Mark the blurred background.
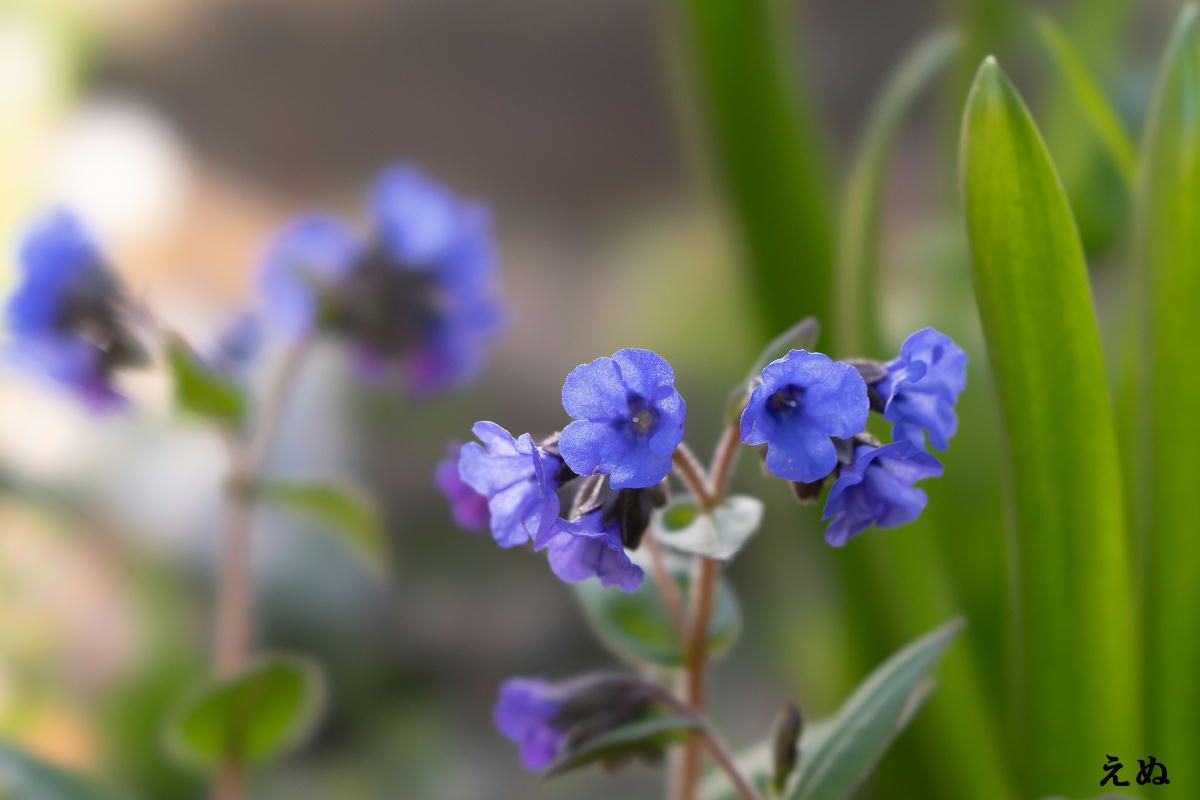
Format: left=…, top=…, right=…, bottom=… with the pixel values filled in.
left=0, top=0, right=1183, bottom=797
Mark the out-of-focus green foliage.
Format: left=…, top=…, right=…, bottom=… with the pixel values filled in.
left=546, top=716, right=699, bottom=777
left=166, top=336, right=247, bottom=431
left=166, top=656, right=325, bottom=771
left=677, top=0, right=833, bottom=344
left=1135, top=3, right=1200, bottom=771
left=260, top=482, right=390, bottom=575
left=961, top=57, right=1137, bottom=796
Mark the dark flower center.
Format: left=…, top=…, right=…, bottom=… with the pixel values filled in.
left=767, top=384, right=806, bottom=418
left=55, top=265, right=146, bottom=374
left=619, top=392, right=658, bottom=437
left=330, top=244, right=443, bottom=355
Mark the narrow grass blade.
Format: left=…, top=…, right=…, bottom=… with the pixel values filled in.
left=960, top=57, right=1137, bottom=796
left=677, top=0, right=833, bottom=342
left=834, top=27, right=962, bottom=355
left=1135, top=3, right=1200, bottom=768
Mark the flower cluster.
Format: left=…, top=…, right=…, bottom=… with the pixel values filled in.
left=5, top=164, right=500, bottom=408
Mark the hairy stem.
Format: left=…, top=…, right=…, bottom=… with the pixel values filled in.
left=644, top=531, right=688, bottom=645
left=212, top=338, right=312, bottom=800
left=708, top=423, right=741, bottom=501
left=672, top=443, right=714, bottom=507
left=675, top=556, right=720, bottom=800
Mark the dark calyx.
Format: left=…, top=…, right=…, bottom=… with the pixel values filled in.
left=56, top=264, right=147, bottom=374
left=567, top=473, right=667, bottom=550
left=333, top=244, right=443, bottom=354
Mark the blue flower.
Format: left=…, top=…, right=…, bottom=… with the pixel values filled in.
left=494, top=678, right=566, bottom=770
left=435, top=442, right=490, bottom=532
left=822, top=440, right=943, bottom=546
left=558, top=348, right=686, bottom=490
left=537, top=510, right=644, bottom=592
left=6, top=211, right=144, bottom=409
left=257, top=164, right=501, bottom=393
left=740, top=350, right=868, bottom=483
left=875, top=327, right=967, bottom=451
left=206, top=312, right=262, bottom=379
left=458, top=422, right=564, bottom=548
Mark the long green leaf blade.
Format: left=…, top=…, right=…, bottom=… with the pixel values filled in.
left=678, top=0, right=833, bottom=342
left=960, top=57, right=1137, bottom=796
left=834, top=27, right=962, bottom=354
left=1136, top=3, right=1200, bottom=768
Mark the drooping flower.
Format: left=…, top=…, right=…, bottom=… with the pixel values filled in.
left=6, top=210, right=146, bottom=409
left=558, top=348, right=686, bottom=490
left=458, top=422, right=564, bottom=547
left=257, top=164, right=500, bottom=393
left=822, top=440, right=943, bottom=546
left=494, top=678, right=566, bottom=770
left=537, top=510, right=644, bottom=592
left=435, top=442, right=489, bottom=531
left=740, top=350, right=868, bottom=483
left=874, top=327, right=967, bottom=451
left=206, top=312, right=262, bottom=379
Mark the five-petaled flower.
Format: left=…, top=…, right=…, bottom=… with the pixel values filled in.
left=559, top=348, right=686, bottom=490
left=740, top=350, right=868, bottom=483
left=493, top=678, right=567, bottom=770
left=822, top=440, right=943, bottom=546
left=436, top=442, right=490, bottom=532
left=258, top=164, right=501, bottom=394
left=6, top=211, right=146, bottom=410
left=875, top=327, right=967, bottom=451
left=538, top=510, right=644, bottom=592
left=458, top=422, right=564, bottom=547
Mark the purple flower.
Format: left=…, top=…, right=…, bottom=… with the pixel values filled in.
left=257, top=165, right=500, bottom=394
left=875, top=328, right=967, bottom=451
left=558, top=348, right=686, bottom=490
left=6, top=211, right=145, bottom=410
left=822, top=440, right=943, bottom=546
left=458, top=422, right=563, bottom=548
left=494, top=678, right=566, bottom=770
left=740, top=350, right=868, bottom=483
left=435, top=443, right=489, bottom=531
left=537, top=510, right=644, bottom=592
left=206, top=312, right=262, bottom=379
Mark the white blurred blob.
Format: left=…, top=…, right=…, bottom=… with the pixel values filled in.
left=0, top=14, right=62, bottom=117
left=48, top=96, right=190, bottom=242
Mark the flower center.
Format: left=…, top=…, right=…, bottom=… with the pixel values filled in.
left=621, top=393, right=658, bottom=437
left=332, top=245, right=443, bottom=354
left=767, top=384, right=806, bottom=417
left=56, top=265, right=146, bottom=373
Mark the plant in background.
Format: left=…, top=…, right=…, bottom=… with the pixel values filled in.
left=441, top=319, right=967, bottom=799
left=2, top=164, right=500, bottom=800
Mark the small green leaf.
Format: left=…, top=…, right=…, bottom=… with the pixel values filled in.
left=166, top=335, right=247, bottom=429
left=166, top=655, right=326, bottom=771
left=574, top=554, right=740, bottom=668
left=260, top=482, right=390, bottom=574
left=546, top=715, right=699, bottom=777
left=654, top=496, right=763, bottom=561
left=701, top=619, right=962, bottom=800
left=0, top=739, right=111, bottom=800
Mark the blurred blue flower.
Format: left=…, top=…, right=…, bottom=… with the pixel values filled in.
left=537, top=510, right=644, bottom=592
left=822, top=440, right=943, bottom=546
left=494, top=678, right=565, bottom=770
left=876, top=327, right=967, bottom=451
left=435, top=442, right=489, bottom=532
left=558, top=348, right=685, bottom=490
left=257, top=164, right=500, bottom=393
left=206, top=312, right=262, bottom=379
left=6, top=211, right=144, bottom=410
left=740, top=350, right=868, bottom=483
left=458, top=422, right=564, bottom=548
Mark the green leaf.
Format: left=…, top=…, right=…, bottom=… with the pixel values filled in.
left=960, top=57, right=1137, bottom=795
left=653, top=495, right=763, bottom=561
left=166, top=335, right=247, bottom=429
left=166, top=655, right=326, bottom=771
left=1033, top=14, right=1136, bottom=187
left=702, top=618, right=962, bottom=800
left=1136, top=3, right=1200, bottom=769
left=0, top=740, right=111, bottom=800
left=546, top=715, right=699, bottom=777
left=678, top=0, right=833, bottom=343
left=574, top=554, right=740, bottom=668
left=260, top=482, right=390, bottom=574
left=834, top=27, right=962, bottom=354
